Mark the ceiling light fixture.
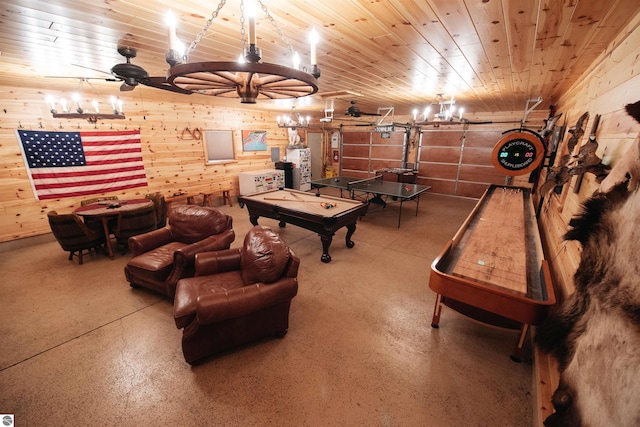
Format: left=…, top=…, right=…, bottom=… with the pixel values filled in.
left=413, top=94, right=464, bottom=125
left=165, top=0, right=320, bottom=104
left=277, top=107, right=311, bottom=128
left=46, top=82, right=125, bottom=123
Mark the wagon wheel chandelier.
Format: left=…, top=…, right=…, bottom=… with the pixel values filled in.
left=165, top=0, right=320, bottom=104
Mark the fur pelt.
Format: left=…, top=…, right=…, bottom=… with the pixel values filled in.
left=536, top=182, right=640, bottom=426
left=600, top=101, right=640, bottom=193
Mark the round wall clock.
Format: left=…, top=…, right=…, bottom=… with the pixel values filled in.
left=491, top=131, right=544, bottom=176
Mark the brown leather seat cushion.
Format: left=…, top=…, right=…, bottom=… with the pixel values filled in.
left=174, top=271, right=246, bottom=329
left=126, top=241, right=187, bottom=281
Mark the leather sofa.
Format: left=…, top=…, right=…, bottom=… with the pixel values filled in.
left=173, top=225, right=299, bottom=364
left=124, top=205, right=235, bottom=298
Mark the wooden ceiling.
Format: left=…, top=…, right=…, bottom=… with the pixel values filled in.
left=1, top=0, right=638, bottom=119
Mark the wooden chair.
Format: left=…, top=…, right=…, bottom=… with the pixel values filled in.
left=113, top=205, right=157, bottom=254
left=145, top=192, right=167, bottom=228
left=47, top=211, right=107, bottom=265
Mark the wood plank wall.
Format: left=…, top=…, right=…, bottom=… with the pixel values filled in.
left=531, top=13, right=640, bottom=426
left=0, top=80, right=326, bottom=242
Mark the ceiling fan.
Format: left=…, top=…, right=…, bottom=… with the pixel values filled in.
left=345, top=100, right=381, bottom=117
left=109, top=46, right=192, bottom=94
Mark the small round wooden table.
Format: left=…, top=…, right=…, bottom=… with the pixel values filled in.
left=74, top=199, right=153, bottom=259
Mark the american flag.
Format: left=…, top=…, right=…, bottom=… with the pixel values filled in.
left=17, top=129, right=147, bottom=200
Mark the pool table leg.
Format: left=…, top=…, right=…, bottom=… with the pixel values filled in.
left=249, top=215, right=259, bottom=226
left=345, top=223, right=356, bottom=248
left=320, top=234, right=333, bottom=263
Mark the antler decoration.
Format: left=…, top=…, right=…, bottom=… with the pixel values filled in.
left=539, top=111, right=613, bottom=196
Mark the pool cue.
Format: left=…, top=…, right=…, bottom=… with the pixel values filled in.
left=288, top=191, right=305, bottom=202
left=263, top=197, right=311, bottom=202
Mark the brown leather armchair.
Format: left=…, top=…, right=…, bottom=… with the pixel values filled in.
left=124, top=205, right=235, bottom=298
left=173, top=225, right=299, bottom=364
left=48, top=210, right=106, bottom=265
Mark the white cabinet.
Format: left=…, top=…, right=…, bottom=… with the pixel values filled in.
left=286, top=147, right=311, bottom=191
left=238, top=169, right=285, bottom=195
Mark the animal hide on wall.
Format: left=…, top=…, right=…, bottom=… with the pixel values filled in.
left=536, top=182, right=640, bottom=426
left=536, top=101, right=640, bottom=427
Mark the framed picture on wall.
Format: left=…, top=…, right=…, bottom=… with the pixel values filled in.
left=242, top=130, right=267, bottom=151
left=203, top=130, right=236, bottom=164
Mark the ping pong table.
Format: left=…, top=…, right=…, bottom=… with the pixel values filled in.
left=311, top=175, right=431, bottom=227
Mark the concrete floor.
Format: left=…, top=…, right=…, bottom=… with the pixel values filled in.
left=0, top=193, right=534, bottom=426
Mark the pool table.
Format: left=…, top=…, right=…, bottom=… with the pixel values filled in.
left=238, top=189, right=368, bottom=263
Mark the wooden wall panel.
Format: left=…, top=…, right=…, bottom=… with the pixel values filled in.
left=341, top=131, right=407, bottom=177
left=343, top=132, right=370, bottom=144
left=460, top=146, right=493, bottom=165
left=371, top=131, right=404, bottom=145
left=371, top=145, right=404, bottom=159
left=342, top=145, right=370, bottom=158
left=420, top=147, right=461, bottom=163
left=341, top=158, right=371, bottom=172
left=417, top=126, right=532, bottom=197
left=422, top=130, right=464, bottom=146
left=463, top=131, right=504, bottom=147
left=419, top=163, right=459, bottom=180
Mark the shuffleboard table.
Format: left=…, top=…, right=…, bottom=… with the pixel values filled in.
left=429, top=185, right=556, bottom=361
left=238, top=189, right=368, bottom=263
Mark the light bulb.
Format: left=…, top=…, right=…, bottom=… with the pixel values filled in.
left=309, top=28, right=319, bottom=65
left=46, top=95, right=56, bottom=112
left=166, top=10, right=178, bottom=51
left=293, top=52, right=301, bottom=69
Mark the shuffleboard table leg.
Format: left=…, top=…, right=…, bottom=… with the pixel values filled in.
left=319, top=234, right=333, bottom=263
left=431, top=294, right=442, bottom=328
left=510, top=323, right=529, bottom=363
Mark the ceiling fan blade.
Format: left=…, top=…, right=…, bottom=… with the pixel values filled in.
left=71, top=63, right=113, bottom=76
left=141, top=77, right=193, bottom=95
left=44, top=75, right=119, bottom=82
